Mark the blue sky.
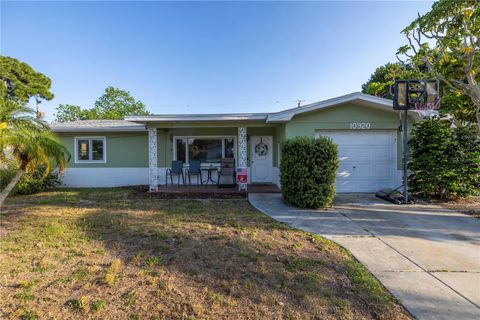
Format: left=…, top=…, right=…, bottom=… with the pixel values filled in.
left=1, top=1, right=433, bottom=121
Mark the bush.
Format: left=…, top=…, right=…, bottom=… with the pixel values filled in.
left=408, top=119, right=480, bottom=200
left=280, top=136, right=339, bottom=208
left=0, top=163, right=17, bottom=190
left=14, top=168, right=61, bottom=195
left=0, top=161, right=61, bottom=195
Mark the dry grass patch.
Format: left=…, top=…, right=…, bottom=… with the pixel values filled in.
left=434, top=196, right=480, bottom=218
left=0, top=188, right=410, bottom=319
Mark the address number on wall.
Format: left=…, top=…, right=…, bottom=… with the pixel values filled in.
left=350, top=122, right=371, bottom=129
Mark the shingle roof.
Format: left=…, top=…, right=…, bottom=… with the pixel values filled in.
left=124, top=113, right=269, bottom=122
left=50, top=120, right=146, bottom=132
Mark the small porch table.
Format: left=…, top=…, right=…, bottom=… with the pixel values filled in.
left=201, top=165, right=218, bottom=185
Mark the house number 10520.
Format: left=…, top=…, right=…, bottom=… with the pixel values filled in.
left=350, top=122, right=371, bottom=129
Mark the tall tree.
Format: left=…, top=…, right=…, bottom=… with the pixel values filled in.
left=0, top=127, right=69, bottom=206
left=93, top=86, right=150, bottom=119
left=54, top=104, right=94, bottom=122
left=362, top=62, right=423, bottom=99
left=0, top=57, right=70, bottom=207
left=397, top=0, right=480, bottom=134
left=362, top=62, right=476, bottom=124
left=0, top=56, right=54, bottom=105
left=54, top=87, right=150, bottom=122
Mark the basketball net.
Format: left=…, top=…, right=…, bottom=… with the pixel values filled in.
left=413, top=98, right=440, bottom=119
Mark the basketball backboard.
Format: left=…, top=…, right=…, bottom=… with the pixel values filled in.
left=393, top=79, right=440, bottom=111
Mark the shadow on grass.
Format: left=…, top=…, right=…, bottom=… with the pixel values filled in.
left=1, top=188, right=406, bottom=319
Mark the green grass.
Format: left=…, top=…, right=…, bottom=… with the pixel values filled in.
left=91, top=299, right=107, bottom=312
left=346, top=260, right=394, bottom=304
left=0, top=188, right=409, bottom=320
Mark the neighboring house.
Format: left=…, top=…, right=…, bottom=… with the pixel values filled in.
left=51, top=92, right=419, bottom=193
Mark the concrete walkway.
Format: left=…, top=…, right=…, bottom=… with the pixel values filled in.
left=248, top=193, right=480, bottom=320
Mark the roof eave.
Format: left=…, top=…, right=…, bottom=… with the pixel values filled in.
left=52, top=127, right=147, bottom=133
left=266, top=92, right=394, bottom=123
left=125, top=115, right=269, bottom=122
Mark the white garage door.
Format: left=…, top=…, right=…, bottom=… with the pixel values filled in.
left=316, top=130, right=399, bottom=193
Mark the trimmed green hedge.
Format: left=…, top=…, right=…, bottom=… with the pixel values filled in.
left=409, top=119, right=480, bottom=200
left=280, top=136, right=339, bottom=208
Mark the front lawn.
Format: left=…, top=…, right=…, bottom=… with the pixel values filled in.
left=0, top=188, right=409, bottom=319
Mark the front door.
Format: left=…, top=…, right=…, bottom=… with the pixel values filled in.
left=250, top=136, right=273, bottom=183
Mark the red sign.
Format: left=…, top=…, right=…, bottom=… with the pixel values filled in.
left=236, top=168, right=247, bottom=183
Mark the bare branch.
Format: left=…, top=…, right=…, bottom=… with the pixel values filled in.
left=412, top=29, right=422, bottom=48
left=406, top=34, right=418, bottom=55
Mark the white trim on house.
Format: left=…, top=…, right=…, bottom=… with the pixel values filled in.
left=266, top=92, right=395, bottom=123
left=172, top=135, right=237, bottom=165
left=59, top=166, right=281, bottom=188
left=125, top=114, right=268, bottom=122
left=272, top=166, right=280, bottom=187
left=74, top=136, right=107, bottom=164
left=60, top=167, right=149, bottom=187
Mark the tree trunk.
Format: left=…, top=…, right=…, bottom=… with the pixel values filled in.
left=464, top=72, right=480, bottom=137
left=469, top=92, right=480, bottom=137
left=0, top=170, right=23, bottom=209
left=476, top=104, right=480, bottom=137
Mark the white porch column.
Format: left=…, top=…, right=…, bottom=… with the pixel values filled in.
left=148, top=128, right=158, bottom=191
left=238, top=127, right=247, bottom=191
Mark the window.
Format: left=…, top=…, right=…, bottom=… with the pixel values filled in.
left=174, top=137, right=236, bottom=164
left=75, top=137, right=106, bottom=163
left=224, top=138, right=235, bottom=158
left=175, top=138, right=187, bottom=163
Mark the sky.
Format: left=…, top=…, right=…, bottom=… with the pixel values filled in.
left=1, top=0, right=434, bottom=122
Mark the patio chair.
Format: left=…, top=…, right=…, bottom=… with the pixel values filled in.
left=186, top=160, right=203, bottom=185
left=166, top=161, right=185, bottom=186
left=217, top=158, right=236, bottom=188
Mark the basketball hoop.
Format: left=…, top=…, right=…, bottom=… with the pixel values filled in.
left=414, top=97, right=440, bottom=119
left=393, top=79, right=440, bottom=112
left=386, top=79, right=440, bottom=204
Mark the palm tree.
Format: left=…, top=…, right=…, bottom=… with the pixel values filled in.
left=0, top=102, right=70, bottom=207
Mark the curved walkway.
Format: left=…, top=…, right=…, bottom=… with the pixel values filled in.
left=248, top=193, right=480, bottom=320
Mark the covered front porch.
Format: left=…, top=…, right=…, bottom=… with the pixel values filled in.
left=137, top=119, right=283, bottom=192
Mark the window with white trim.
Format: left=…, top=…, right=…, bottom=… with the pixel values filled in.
left=174, top=136, right=236, bottom=164
left=75, top=137, right=106, bottom=163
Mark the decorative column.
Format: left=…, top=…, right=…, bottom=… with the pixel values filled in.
left=148, top=128, right=158, bottom=191
left=237, top=127, right=247, bottom=191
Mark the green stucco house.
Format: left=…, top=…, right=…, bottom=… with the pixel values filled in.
left=51, top=92, right=418, bottom=193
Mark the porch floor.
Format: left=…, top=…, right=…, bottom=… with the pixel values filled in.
left=153, top=183, right=280, bottom=195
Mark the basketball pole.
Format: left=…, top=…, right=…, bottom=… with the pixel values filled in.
left=403, top=108, right=409, bottom=204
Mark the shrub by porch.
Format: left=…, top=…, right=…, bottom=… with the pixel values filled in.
left=280, top=137, right=339, bottom=208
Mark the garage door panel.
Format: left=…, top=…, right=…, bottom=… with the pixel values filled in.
left=375, top=164, right=393, bottom=177
left=316, top=130, right=398, bottom=193
left=339, top=147, right=371, bottom=159
left=351, top=164, right=371, bottom=178
left=337, top=168, right=352, bottom=178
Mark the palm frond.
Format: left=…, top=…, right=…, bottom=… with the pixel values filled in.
left=0, top=127, right=70, bottom=176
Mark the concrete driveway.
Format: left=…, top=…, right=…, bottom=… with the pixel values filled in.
left=248, top=193, right=480, bottom=320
